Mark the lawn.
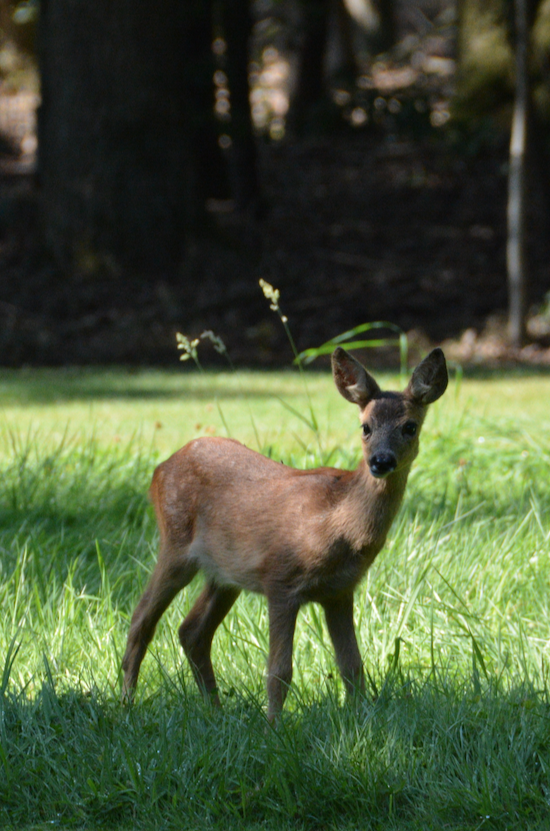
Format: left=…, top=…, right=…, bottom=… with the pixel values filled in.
left=1, top=363, right=550, bottom=830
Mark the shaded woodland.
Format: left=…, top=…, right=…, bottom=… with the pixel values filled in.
left=0, top=0, right=549, bottom=367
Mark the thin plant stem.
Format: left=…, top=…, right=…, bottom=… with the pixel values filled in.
left=259, top=279, right=323, bottom=457
left=176, top=330, right=261, bottom=448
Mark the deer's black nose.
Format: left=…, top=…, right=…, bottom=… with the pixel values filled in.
left=370, top=452, right=397, bottom=478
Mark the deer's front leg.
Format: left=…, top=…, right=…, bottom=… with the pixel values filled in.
left=266, top=595, right=299, bottom=721
left=323, top=593, right=365, bottom=699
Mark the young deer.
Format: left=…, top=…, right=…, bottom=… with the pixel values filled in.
left=122, top=347, right=447, bottom=719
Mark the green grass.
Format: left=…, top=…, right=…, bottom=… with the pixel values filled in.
left=2, top=365, right=550, bottom=830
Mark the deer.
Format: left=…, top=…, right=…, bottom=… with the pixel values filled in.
left=121, top=346, right=448, bottom=720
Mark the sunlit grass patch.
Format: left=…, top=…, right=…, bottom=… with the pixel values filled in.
left=1, top=366, right=550, bottom=829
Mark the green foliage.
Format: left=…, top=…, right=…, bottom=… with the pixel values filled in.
left=453, top=0, right=550, bottom=129
left=297, top=321, right=408, bottom=382
left=1, top=367, right=550, bottom=829
left=454, top=0, right=514, bottom=119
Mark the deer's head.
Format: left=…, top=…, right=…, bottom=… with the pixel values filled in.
left=332, top=347, right=448, bottom=479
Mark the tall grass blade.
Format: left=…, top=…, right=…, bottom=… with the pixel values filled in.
left=296, top=321, right=409, bottom=380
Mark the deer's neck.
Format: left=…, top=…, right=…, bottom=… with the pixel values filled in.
left=333, top=459, right=411, bottom=554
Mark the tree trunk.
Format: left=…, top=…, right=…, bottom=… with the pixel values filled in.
left=288, top=0, right=332, bottom=135
left=507, top=0, right=528, bottom=347
left=220, top=0, right=260, bottom=212
left=186, top=0, right=231, bottom=212
left=373, top=0, right=397, bottom=54
left=330, top=0, right=358, bottom=87
left=37, top=0, right=191, bottom=274
left=506, top=0, right=539, bottom=347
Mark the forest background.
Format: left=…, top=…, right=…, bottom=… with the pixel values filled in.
left=0, top=0, right=549, bottom=369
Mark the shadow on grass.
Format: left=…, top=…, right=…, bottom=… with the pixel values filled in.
left=2, top=363, right=550, bottom=405
left=0, top=367, right=299, bottom=405
left=1, top=674, right=549, bottom=831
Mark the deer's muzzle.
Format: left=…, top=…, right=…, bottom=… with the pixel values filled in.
left=369, top=452, right=397, bottom=478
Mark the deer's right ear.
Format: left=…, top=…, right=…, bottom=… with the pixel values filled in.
left=332, top=347, right=380, bottom=407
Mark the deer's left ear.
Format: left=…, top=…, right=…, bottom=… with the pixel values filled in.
left=407, top=348, right=448, bottom=405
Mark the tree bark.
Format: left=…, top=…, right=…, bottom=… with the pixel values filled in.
left=220, top=0, right=260, bottom=212
left=186, top=0, right=231, bottom=213
left=373, top=0, right=396, bottom=54
left=37, top=0, right=191, bottom=274
left=287, top=0, right=332, bottom=135
left=507, top=0, right=529, bottom=347
left=506, top=0, right=542, bottom=346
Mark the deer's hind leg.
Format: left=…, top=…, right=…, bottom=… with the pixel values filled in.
left=122, top=543, right=198, bottom=701
left=178, top=581, right=240, bottom=705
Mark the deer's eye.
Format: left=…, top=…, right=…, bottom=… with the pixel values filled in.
left=402, top=420, right=417, bottom=437
left=362, top=423, right=372, bottom=439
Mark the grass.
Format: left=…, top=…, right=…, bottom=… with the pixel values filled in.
left=1, top=364, right=550, bottom=829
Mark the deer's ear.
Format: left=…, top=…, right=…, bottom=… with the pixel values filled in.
left=407, top=348, right=448, bottom=405
left=332, top=347, right=380, bottom=407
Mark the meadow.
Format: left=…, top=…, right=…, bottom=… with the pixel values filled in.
left=1, top=362, right=550, bottom=830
